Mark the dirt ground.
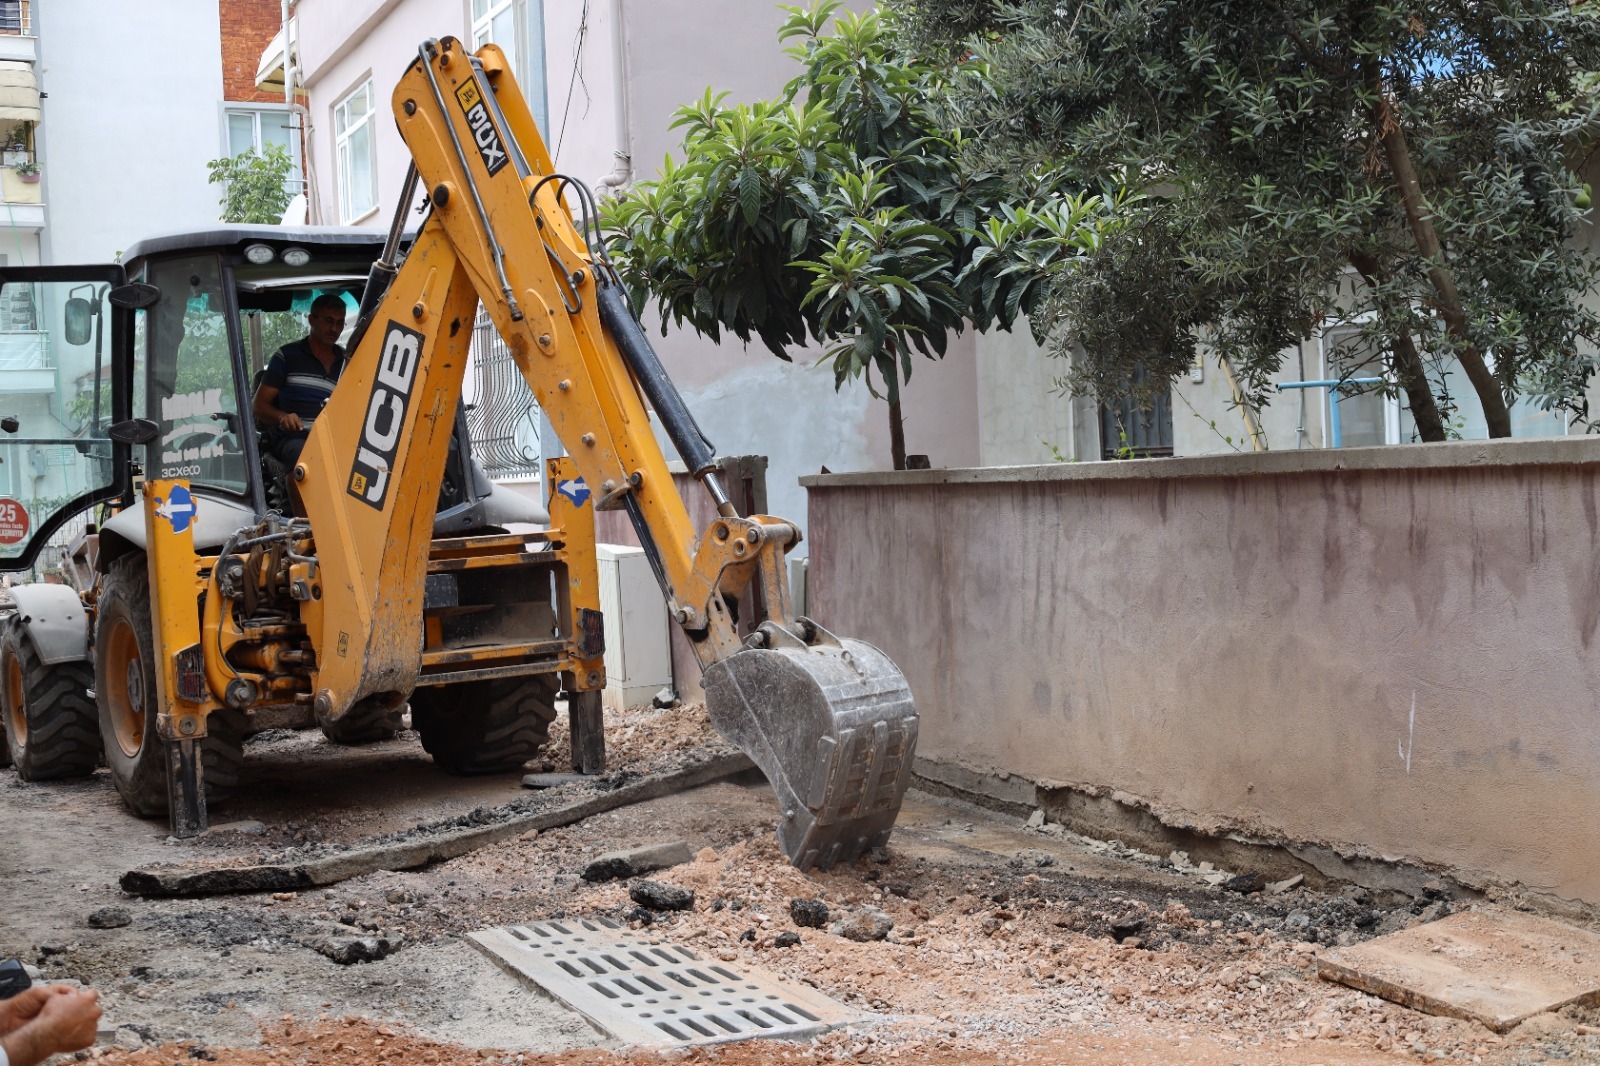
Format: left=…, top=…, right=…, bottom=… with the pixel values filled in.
left=4, top=703, right=1599, bottom=1065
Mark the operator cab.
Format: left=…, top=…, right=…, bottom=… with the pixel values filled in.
left=0, top=225, right=546, bottom=576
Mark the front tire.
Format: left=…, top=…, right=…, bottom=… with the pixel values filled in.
left=410, top=674, right=557, bottom=775
left=96, top=555, right=244, bottom=816
left=0, top=617, right=98, bottom=780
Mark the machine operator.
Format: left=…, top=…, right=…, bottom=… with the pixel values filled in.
left=250, top=293, right=348, bottom=468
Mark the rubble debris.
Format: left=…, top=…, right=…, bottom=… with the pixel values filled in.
left=1221, top=872, right=1268, bottom=894
left=580, top=840, right=694, bottom=883
left=86, top=907, right=132, bottom=929
left=829, top=906, right=893, bottom=943
left=628, top=879, right=694, bottom=911
left=304, top=926, right=398, bottom=965
left=790, top=898, right=830, bottom=929
left=773, top=931, right=801, bottom=949
left=1268, top=873, right=1306, bottom=895
left=651, top=687, right=678, bottom=709
left=1026, top=808, right=1045, bottom=828
left=1109, top=918, right=1145, bottom=942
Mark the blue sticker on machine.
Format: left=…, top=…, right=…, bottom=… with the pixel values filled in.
left=155, top=485, right=198, bottom=534
left=557, top=478, right=591, bottom=507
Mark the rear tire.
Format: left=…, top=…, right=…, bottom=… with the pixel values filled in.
left=317, top=694, right=404, bottom=745
left=96, top=555, right=245, bottom=816
left=0, top=617, right=98, bottom=780
left=410, top=674, right=558, bottom=775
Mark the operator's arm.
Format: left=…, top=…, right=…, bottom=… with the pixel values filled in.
left=0, top=986, right=100, bottom=1066
left=251, top=354, right=303, bottom=433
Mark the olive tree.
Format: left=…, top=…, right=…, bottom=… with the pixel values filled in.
left=895, top=0, right=1600, bottom=439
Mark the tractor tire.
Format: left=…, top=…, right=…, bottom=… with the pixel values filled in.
left=96, top=555, right=245, bottom=816
left=317, top=694, right=404, bottom=745
left=0, top=617, right=98, bottom=781
left=410, top=674, right=558, bottom=775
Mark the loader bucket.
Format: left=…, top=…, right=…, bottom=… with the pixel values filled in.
left=703, top=620, right=918, bottom=870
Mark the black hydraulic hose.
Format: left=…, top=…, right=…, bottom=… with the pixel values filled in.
left=346, top=164, right=422, bottom=356
left=594, top=279, right=717, bottom=479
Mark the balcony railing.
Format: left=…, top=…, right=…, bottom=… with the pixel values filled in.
left=0, top=330, right=50, bottom=370
left=0, top=2, right=32, bottom=36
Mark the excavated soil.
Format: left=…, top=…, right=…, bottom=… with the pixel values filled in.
left=6, top=703, right=1600, bottom=1065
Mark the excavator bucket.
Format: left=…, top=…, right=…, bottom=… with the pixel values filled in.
left=703, top=620, right=918, bottom=870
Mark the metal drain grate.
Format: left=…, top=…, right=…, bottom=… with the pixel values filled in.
left=468, top=916, right=862, bottom=1047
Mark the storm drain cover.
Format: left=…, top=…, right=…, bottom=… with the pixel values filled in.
left=468, top=917, right=863, bottom=1047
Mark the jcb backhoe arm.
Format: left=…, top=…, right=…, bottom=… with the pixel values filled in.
left=294, top=38, right=917, bottom=869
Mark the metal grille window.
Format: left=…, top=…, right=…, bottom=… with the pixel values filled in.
left=466, top=306, right=541, bottom=480
left=0, top=2, right=29, bottom=35
left=1099, top=365, right=1173, bottom=459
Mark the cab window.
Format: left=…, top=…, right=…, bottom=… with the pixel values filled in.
left=143, top=255, right=249, bottom=496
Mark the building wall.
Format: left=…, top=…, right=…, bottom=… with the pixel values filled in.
left=295, top=0, right=452, bottom=229
left=805, top=439, right=1600, bottom=908
left=37, top=0, right=227, bottom=263
left=220, top=0, right=286, bottom=104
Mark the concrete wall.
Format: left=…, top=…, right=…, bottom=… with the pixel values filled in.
left=37, top=0, right=227, bottom=263
left=804, top=438, right=1600, bottom=908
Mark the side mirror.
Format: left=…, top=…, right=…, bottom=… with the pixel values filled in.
left=63, top=297, right=94, bottom=346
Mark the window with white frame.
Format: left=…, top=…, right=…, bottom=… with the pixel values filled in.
left=471, top=0, right=549, bottom=132
left=334, top=81, right=379, bottom=223
left=224, top=107, right=302, bottom=186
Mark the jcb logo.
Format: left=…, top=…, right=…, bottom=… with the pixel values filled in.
left=348, top=321, right=422, bottom=509
left=454, top=77, right=508, bottom=177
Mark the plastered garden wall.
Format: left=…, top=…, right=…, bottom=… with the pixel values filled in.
left=803, top=439, right=1600, bottom=907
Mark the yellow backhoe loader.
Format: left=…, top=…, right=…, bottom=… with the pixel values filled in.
left=0, top=38, right=916, bottom=870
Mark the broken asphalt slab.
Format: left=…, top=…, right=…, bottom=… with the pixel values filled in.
left=1318, top=908, right=1600, bottom=1032
left=120, top=751, right=753, bottom=898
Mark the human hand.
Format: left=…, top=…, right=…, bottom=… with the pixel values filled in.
left=280, top=412, right=304, bottom=433
left=0, top=985, right=99, bottom=1066
left=31, top=986, right=100, bottom=1053
left=0, top=986, right=51, bottom=1034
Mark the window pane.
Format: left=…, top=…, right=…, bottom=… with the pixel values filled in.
left=492, top=7, right=516, bottom=71
left=347, top=120, right=376, bottom=219
left=334, top=102, right=347, bottom=136
left=262, top=111, right=292, bottom=153
left=0, top=278, right=120, bottom=568
left=472, top=0, right=488, bottom=19
left=227, top=112, right=256, bottom=156
left=144, top=256, right=249, bottom=496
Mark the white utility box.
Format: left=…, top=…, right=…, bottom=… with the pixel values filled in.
left=595, top=543, right=672, bottom=712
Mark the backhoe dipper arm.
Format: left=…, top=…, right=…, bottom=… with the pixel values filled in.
left=298, top=38, right=917, bottom=869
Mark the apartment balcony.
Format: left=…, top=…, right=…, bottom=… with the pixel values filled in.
left=0, top=329, right=55, bottom=392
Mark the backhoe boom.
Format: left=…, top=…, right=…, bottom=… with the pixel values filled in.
left=294, top=37, right=918, bottom=869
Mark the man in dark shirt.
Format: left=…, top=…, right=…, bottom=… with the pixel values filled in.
left=251, top=293, right=348, bottom=467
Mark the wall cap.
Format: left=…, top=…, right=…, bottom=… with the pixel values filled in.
left=800, top=437, right=1600, bottom=489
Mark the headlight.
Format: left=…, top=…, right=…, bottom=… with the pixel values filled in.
left=243, top=243, right=276, bottom=265
left=281, top=247, right=311, bottom=267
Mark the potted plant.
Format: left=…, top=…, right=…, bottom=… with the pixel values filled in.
left=15, top=160, right=38, bottom=183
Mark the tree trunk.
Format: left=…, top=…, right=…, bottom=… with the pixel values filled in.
left=886, top=379, right=907, bottom=471
left=1373, top=95, right=1512, bottom=438
left=1349, top=249, right=1447, bottom=443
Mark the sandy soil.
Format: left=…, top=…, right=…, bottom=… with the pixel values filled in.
left=6, top=703, right=1599, bottom=1065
